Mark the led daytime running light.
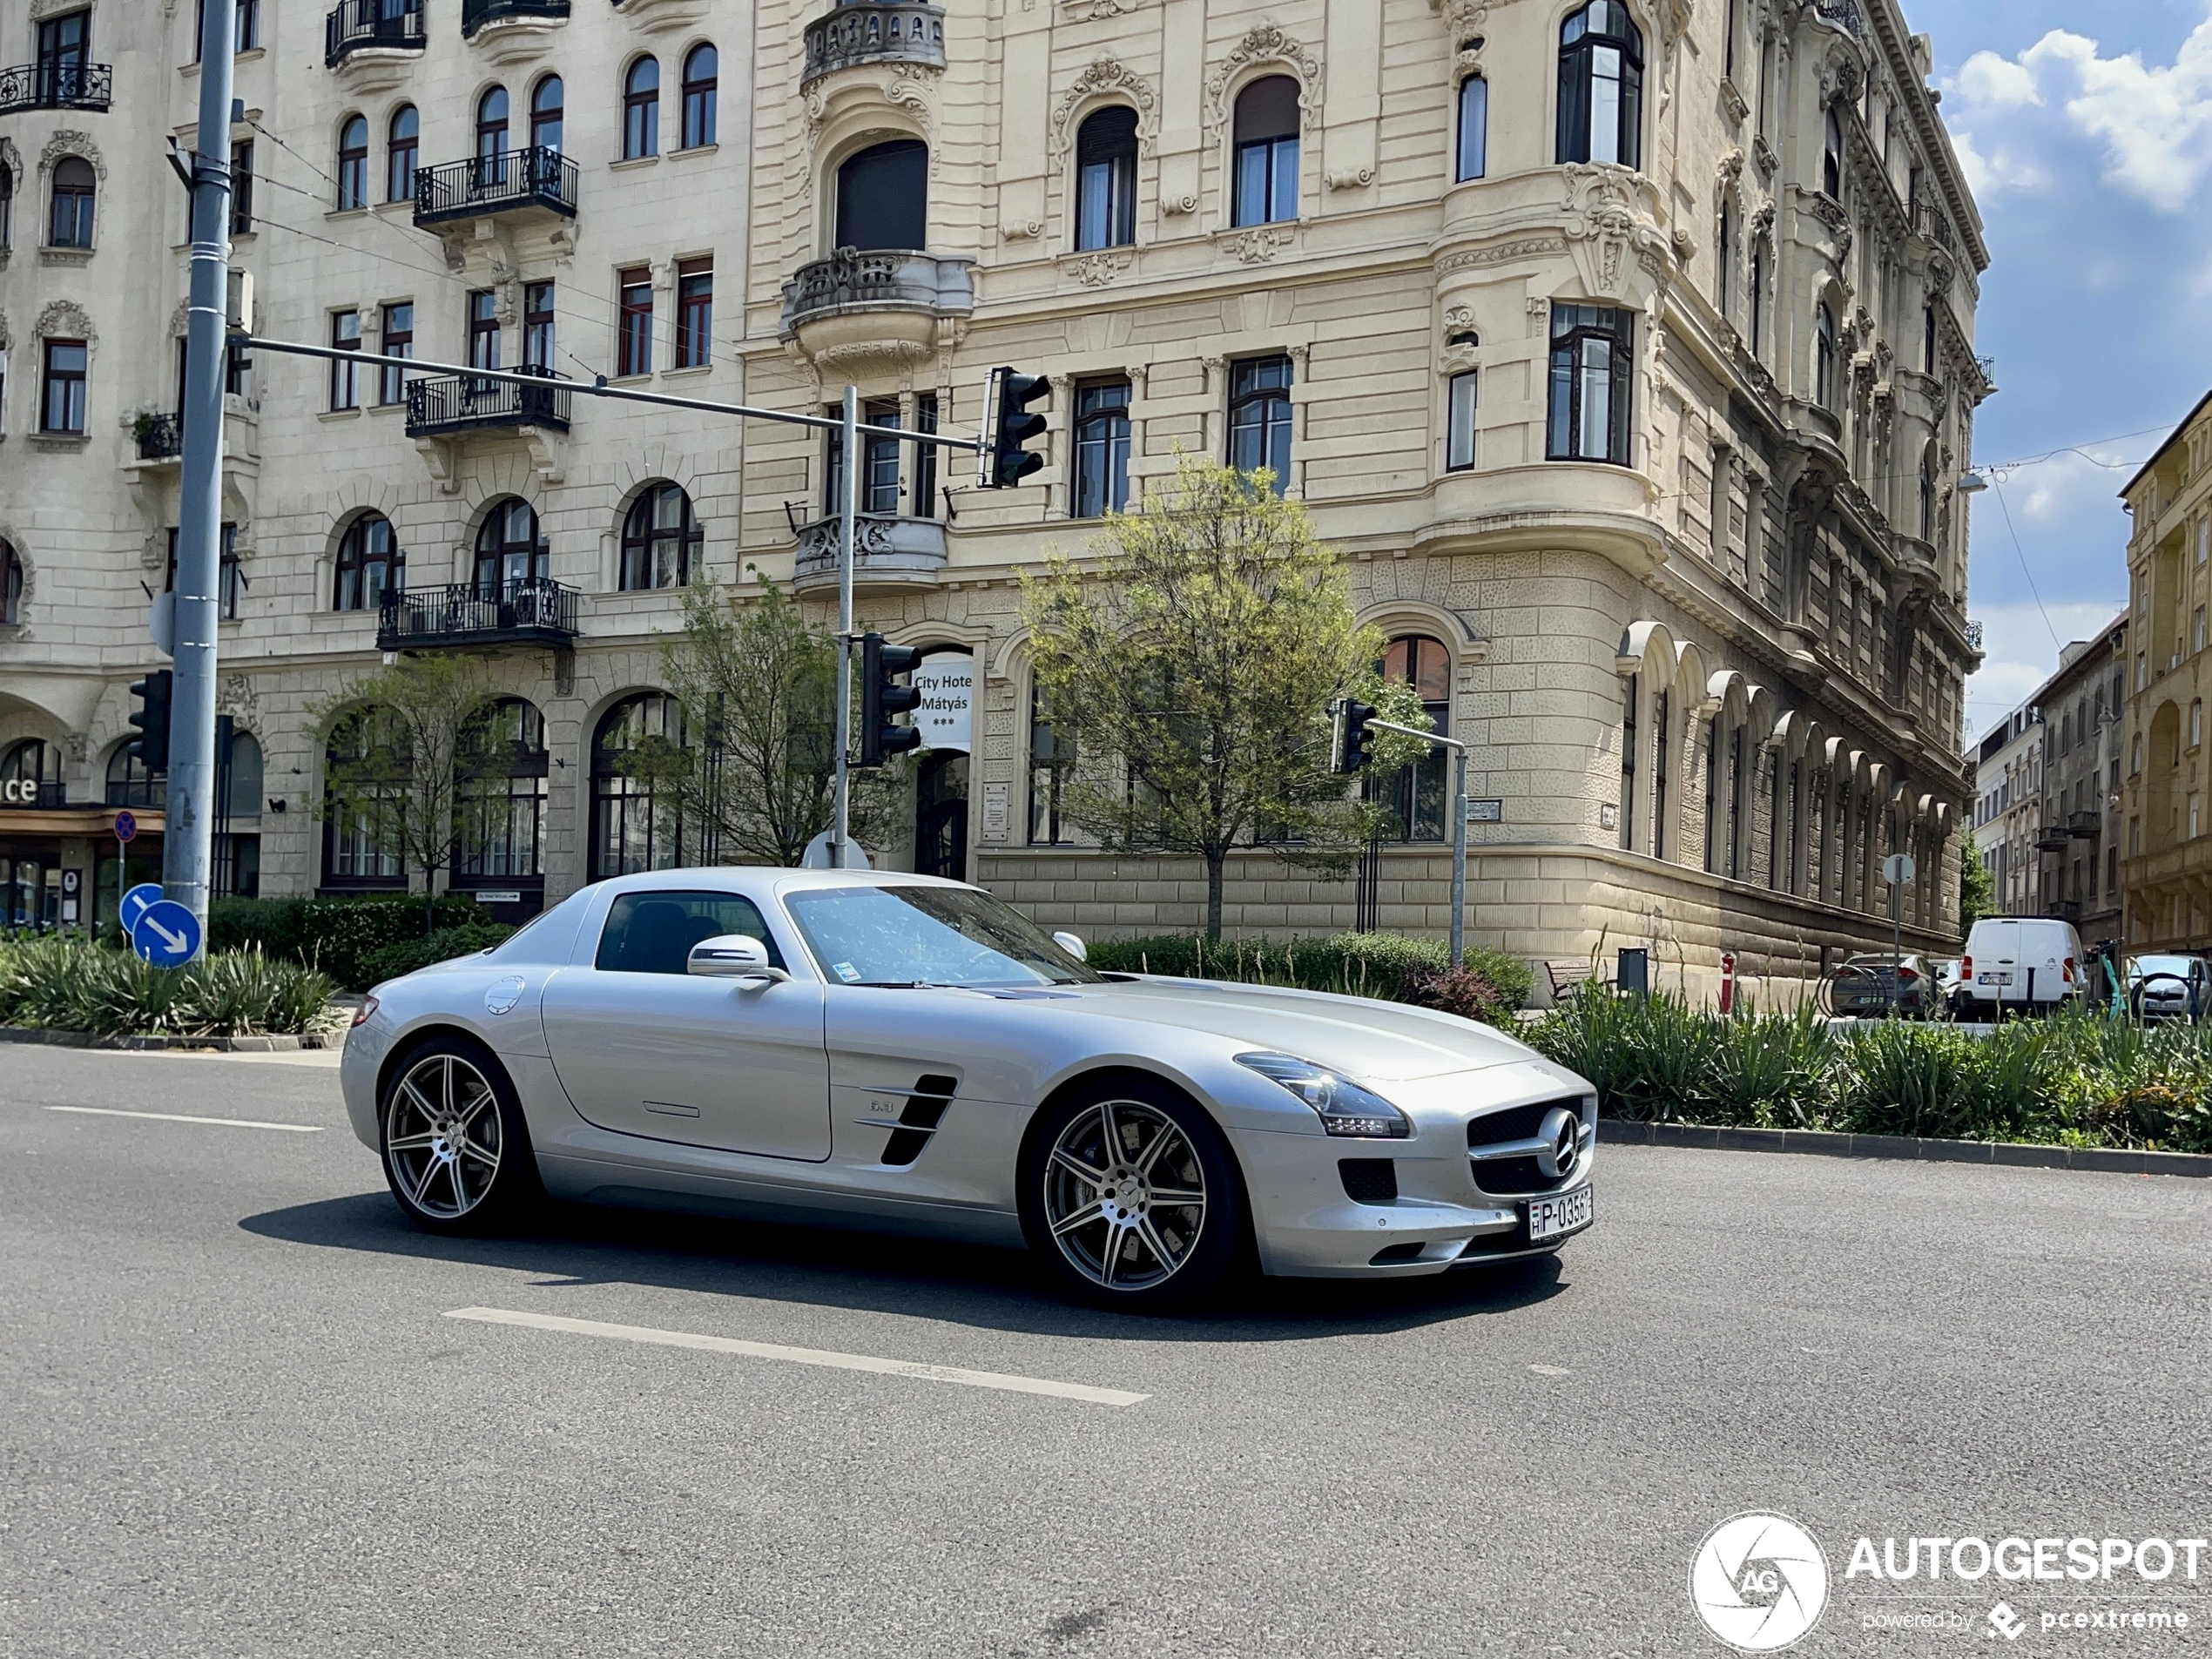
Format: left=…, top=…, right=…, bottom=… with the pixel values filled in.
left=1235, top=1051, right=1412, bottom=1139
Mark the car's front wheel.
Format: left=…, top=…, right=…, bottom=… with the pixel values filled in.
left=379, top=1036, right=537, bottom=1234
left=1019, top=1075, right=1248, bottom=1311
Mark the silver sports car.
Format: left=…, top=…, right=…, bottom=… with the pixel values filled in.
left=341, top=869, right=1598, bottom=1306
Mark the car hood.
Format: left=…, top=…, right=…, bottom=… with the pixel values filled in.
left=1036, top=974, right=1543, bottom=1082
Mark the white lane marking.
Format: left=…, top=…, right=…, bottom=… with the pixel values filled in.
left=45, top=1105, right=325, bottom=1133
left=443, top=1306, right=1150, bottom=1408
left=1528, top=1364, right=1573, bottom=1377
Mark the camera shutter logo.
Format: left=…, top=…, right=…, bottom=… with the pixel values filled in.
left=1689, top=1513, right=1830, bottom=1652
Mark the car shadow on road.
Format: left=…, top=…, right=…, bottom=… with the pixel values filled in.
left=239, top=1191, right=1569, bottom=1342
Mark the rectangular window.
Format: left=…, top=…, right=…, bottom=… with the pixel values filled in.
left=1710, top=446, right=1732, bottom=558
left=1546, top=304, right=1633, bottom=464
left=523, top=281, right=555, bottom=372
left=41, top=339, right=86, bottom=434
left=1227, top=355, right=1294, bottom=494
left=329, top=309, right=361, bottom=410
left=378, top=301, right=413, bottom=406
left=1072, top=379, right=1132, bottom=518
left=166, top=523, right=243, bottom=621
left=2196, top=605, right=2207, bottom=654
left=1455, top=76, right=1487, bottom=182
left=225, top=336, right=251, bottom=400
left=230, top=140, right=253, bottom=234
left=617, top=266, right=653, bottom=377
left=468, top=288, right=500, bottom=371
left=1650, top=691, right=1669, bottom=861
left=1620, top=675, right=1637, bottom=851
left=1446, top=370, right=1478, bottom=471
left=863, top=398, right=901, bottom=515
left=914, top=393, right=939, bottom=519
left=1029, top=685, right=1076, bottom=845
left=675, top=259, right=712, bottom=368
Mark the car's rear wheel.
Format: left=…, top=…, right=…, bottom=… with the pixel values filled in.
left=1019, top=1075, right=1246, bottom=1311
left=380, top=1036, right=536, bottom=1234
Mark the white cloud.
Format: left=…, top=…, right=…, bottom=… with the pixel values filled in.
left=1950, top=10, right=2212, bottom=212
left=1966, top=601, right=2130, bottom=742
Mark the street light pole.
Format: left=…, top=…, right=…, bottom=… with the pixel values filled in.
left=831, top=384, right=859, bottom=868
left=165, top=0, right=238, bottom=941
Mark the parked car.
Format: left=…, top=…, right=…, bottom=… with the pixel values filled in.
left=1956, top=917, right=2086, bottom=1017
left=1932, top=958, right=1967, bottom=1017
left=341, top=869, right=1600, bottom=1307
left=2126, top=954, right=2210, bottom=1022
left=1823, top=954, right=1934, bottom=1019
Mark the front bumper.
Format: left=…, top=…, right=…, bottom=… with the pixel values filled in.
left=1231, top=1062, right=1596, bottom=1278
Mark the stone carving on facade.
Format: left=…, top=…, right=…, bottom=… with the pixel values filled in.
left=1063, top=252, right=1130, bottom=287
left=1925, top=250, right=1954, bottom=298
left=217, top=675, right=260, bottom=722
left=1719, top=76, right=1750, bottom=126
left=1050, top=57, right=1159, bottom=155
left=1001, top=218, right=1044, bottom=240
left=40, top=129, right=105, bottom=180
left=1561, top=165, right=1671, bottom=300
left=1752, top=134, right=1778, bottom=177
left=1436, top=236, right=1563, bottom=275
left=1325, top=166, right=1375, bottom=190
left=806, top=64, right=943, bottom=147
left=1224, top=226, right=1292, bottom=264
left=1438, top=305, right=1480, bottom=373
left=35, top=300, right=95, bottom=341
left=1204, top=25, right=1323, bottom=129
left=1061, top=0, right=1137, bottom=17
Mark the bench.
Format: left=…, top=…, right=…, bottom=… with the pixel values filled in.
left=1545, top=960, right=1611, bottom=1003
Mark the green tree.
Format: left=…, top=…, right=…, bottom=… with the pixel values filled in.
left=1021, top=453, right=1429, bottom=941
left=313, top=653, right=496, bottom=934
left=637, top=576, right=903, bottom=867
left=1959, top=835, right=1995, bottom=935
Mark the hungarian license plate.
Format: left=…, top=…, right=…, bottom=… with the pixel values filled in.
left=1979, top=972, right=2013, bottom=986
left=1527, top=1185, right=1594, bottom=1244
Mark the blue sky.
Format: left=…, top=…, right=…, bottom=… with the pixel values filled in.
left=1907, top=0, right=2212, bottom=739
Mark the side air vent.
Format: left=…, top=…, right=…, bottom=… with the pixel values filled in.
left=1339, top=1158, right=1398, bottom=1204
left=881, top=1073, right=958, bottom=1166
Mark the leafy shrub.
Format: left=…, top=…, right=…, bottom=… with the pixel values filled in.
left=0, top=935, right=341, bottom=1037
left=361, top=923, right=516, bottom=987
left=1085, top=931, right=1531, bottom=1015
left=1399, top=963, right=1508, bottom=1027
left=208, top=894, right=479, bottom=989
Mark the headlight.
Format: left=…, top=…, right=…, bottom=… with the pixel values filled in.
left=1235, top=1052, right=1413, bottom=1139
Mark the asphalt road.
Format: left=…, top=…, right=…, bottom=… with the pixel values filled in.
left=3, top=1044, right=2209, bottom=1658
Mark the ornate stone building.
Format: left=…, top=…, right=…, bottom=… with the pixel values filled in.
left=0, top=0, right=1988, bottom=998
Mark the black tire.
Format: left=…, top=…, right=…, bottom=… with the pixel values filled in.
left=1017, top=1073, right=1249, bottom=1312
left=378, top=1033, right=540, bottom=1235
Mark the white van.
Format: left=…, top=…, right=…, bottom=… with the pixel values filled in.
left=1957, top=917, right=2085, bottom=1015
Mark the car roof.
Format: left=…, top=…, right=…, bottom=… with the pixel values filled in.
left=587, top=867, right=977, bottom=898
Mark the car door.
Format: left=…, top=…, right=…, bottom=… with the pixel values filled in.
left=1977, top=920, right=2020, bottom=1002
left=542, top=887, right=831, bottom=1162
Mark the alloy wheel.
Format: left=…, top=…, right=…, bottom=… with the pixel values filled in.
left=386, top=1052, right=503, bottom=1220
left=1042, top=1098, right=1209, bottom=1291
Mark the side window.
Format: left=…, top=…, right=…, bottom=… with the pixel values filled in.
left=595, top=890, right=785, bottom=974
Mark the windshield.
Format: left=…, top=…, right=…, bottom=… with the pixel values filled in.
left=782, top=883, right=1102, bottom=988
left=2129, top=955, right=2201, bottom=980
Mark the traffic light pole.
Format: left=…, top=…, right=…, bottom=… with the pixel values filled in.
left=831, top=385, right=860, bottom=870
left=1368, top=719, right=1470, bottom=968
left=165, top=0, right=239, bottom=941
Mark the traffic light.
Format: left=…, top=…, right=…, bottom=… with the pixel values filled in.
left=129, top=669, right=174, bottom=773
left=984, top=366, right=1050, bottom=488
left=859, top=633, right=923, bottom=767
left=1330, top=697, right=1377, bottom=775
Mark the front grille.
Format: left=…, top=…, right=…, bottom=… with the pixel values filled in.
left=1467, top=1095, right=1585, bottom=1198
left=1339, top=1158, right=1398, bottom=1204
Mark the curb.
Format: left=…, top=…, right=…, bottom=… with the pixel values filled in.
left=1597, top=1117, right=2212, bottom=1179
left=0, top=1025, right=339, bottom=1053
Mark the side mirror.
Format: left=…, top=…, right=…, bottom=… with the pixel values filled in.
left=1051, top=930, right=1087, bottom=962
left=688, top=934, right=789, bottom=983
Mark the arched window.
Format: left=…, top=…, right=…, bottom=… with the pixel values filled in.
left=1, top=739, right=57, bottom=806
left=1074, top=106, right=1137, bottom=251
left=591, top=692, right=686, bottom=880
left=1455, top=74, right=1488, bottom=182
left=836, top=139, right=927, bottom=250
left=226, top=731, right=262, bottom=820
left=1822, top=105, right=1844, bottom=197
left=50, top=155, right=97, bottom=246
left=456, top=697, right=547, bottom=882
left=388, top=104, right=419, bottom=203
left=474, top=498, right=547, bottom=596
left=321, top=707, right=406, bottom=887
left=477, top=85, right=509, bottom=170
left=1231, top=76, right=1299, bottom=227
left=0, top=541, right=21, bottom=624
left=334, top=512, right=404, bottom=610
left=620, top=483, right=701, bottom=590
left=1028, top=681, right=1076, bottom=845
left=105, top=741, right=165, bottom=808
left=529, top=74, right=563, bottom=152
left=1815, top=302, right=1838, bottom=407
left=1374, top=635, right=1451, bottom=842
left=1, top=164, right=15, bottom=250
left=623, top=57, right=660, bottom=159
left=1557, top=2, right=1643, bottom=169
left=334, top=118, right=368, bottom=212
left=218, top=729, right=263, bottom=898
left=1620, top=674, right=1637, bottom=849
left=681, top=44, right=718, bottom=150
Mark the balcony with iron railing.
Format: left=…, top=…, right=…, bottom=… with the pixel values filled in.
left=790, top=513, right=949, bottom=593
left=404, top=370, right=571, bottom=438
left=134, top=414, right=184, bottom=462
left=803, top=0, right=946, bottom=85
left=378, top=578, right=580, bottom=651
left=462, top=0, right=570, bottom=36
left=414, top=147, right=577, bottom=227
left=326, top=0, right=427, bottom=66
left=0, top=61, right=112, bottom=113
left=779, top=248, right=974, bottom=374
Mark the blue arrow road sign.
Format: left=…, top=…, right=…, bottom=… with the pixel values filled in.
left=119, top=883, right=164, bottom=935
left=132, top=900, right=203, bottom=968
